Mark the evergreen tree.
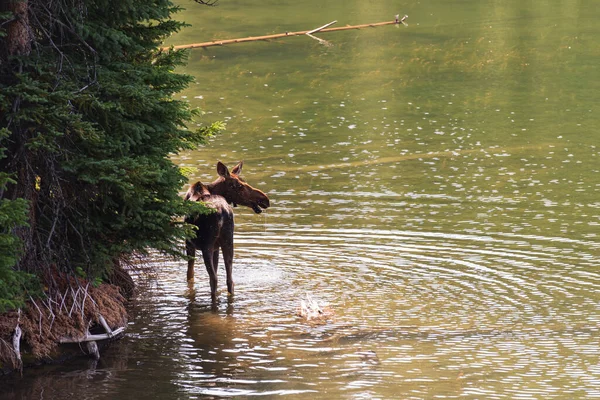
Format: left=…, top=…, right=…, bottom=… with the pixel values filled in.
left=0, top=128, right=36, bottom=312
left=0, top=0, right=219, bottom=307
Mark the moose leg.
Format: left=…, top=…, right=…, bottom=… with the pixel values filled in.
left=212, top=247, right=219, bottom=273
left=201, top=247, right=218, bottom=302
left=212, top=247, right=220, bottom=298
left=186, top=240, right=196, bottom=281
left=222, top=242, right=234, bottom=296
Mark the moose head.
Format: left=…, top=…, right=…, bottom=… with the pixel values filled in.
left=208, top=161, right=270, bottom=214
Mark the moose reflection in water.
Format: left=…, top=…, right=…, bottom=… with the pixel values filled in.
left=184, top=161, right=270, bottom=301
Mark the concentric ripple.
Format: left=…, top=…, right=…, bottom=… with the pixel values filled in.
left=122, top=225, right=600, bottom=399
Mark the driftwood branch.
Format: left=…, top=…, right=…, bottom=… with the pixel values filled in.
left=98, top=314, right=113, bottom=336
left=13, top=309, right=22, bottom=371
left=395, top=14, right=409, bottom=25
left=306, top=20, right=337, bottom=35
left=59, top=310, right=125, bottom=361
left=59, top=326, right=126, bottom=343
left=86, top=340, right=100, bottom=360
left=12, top=326, right=22, bottom=366
left=162, top=16, right=408, bottom=50
left=29, top=297, right=43, bottom=336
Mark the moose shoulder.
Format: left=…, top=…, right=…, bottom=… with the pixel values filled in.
left=184, top=161, right=270, bottom=302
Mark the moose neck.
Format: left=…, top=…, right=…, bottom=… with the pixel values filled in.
left=205, top=180, right=230, bottom=200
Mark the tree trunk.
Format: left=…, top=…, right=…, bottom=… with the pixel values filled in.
left=0, top=0, right=32, bottom=58
left=1, top=0, right=35, bottom=272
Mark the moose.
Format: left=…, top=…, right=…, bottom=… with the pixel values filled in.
left=184, top=161, right=270, bottom=301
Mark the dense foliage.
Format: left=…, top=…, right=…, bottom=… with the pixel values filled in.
left=0, top=128, right=36, bottom=312
left=0, top=0, right=220, bottom=309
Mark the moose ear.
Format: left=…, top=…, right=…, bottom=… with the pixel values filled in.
left=216, top=161, right=230, bottom=178
left=185, top=181, right=207, bottom=201
left=231, top=161, right=243, bottom=176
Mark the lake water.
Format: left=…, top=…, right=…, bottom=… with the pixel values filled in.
left=3, top=0, right=600, bottom=398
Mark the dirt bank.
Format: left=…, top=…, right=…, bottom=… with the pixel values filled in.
left=0, top=266, right=133, bottom=374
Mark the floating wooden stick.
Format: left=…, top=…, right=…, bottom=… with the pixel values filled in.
left=162, top=15, right=407, bottom=51
left=306, top=20, right=337, bottom=35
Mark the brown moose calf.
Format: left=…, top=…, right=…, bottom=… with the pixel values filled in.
left=184, top=161, right=270, bottom=302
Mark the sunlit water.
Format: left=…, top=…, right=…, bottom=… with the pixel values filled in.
left=3, top=0, right=600, bottom=398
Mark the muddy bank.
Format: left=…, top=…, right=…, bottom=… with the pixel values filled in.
left=0, top=268, right=132, bottom=375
